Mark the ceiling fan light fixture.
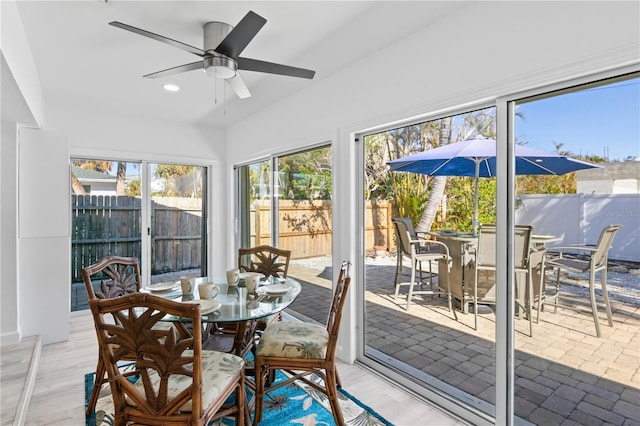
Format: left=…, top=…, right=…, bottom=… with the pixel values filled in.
left=204, top=56, right=237, bottom=79
left=163, top=84, right=180, bottom=92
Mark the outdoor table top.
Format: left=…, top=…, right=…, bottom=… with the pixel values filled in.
left=141, top=276, right=301, bottom=323
left=429, top=230, right=562, bottom=245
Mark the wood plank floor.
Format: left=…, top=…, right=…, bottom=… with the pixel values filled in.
left=2, top=313, right=464, bottom=425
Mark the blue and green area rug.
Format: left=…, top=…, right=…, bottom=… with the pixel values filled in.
left=85, top=365, right=392, bottom=426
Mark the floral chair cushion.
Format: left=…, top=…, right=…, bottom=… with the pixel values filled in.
left=127, top=350, right=244, bottom=412
left=256, top=322, right=329, bottom=359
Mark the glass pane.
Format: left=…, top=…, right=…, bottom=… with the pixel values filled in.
left=363, top=108, right=498, bottom=417
left=276, top=146, right=333, bottom=324
left=70, top=159, right=142, bottom=311
left=149, top=163, right=206, bottom=283
left=512, top=74, right=639, bottom=424
left=238, top=159, right=272, bottom=249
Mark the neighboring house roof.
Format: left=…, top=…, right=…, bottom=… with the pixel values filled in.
left=576, top=161, right=640, bottom=181
left=72, top=166, right=115, bottom=182
left=576, top=161, right=640, bottom=194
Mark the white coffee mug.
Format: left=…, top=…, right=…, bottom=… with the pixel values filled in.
left=198, top=282, right=217, bottom=299
left=226, top=269, right=240, bottom=287
left=180, top=277, right=193, bottom=295
left=245, top=275, right=260, bottom=293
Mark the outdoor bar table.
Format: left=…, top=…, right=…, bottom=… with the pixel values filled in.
left=430, top=230, right=561, bottom=314
left=141, top=276, right=302, bottom=357
left=429, top=231, right=478, bottom=313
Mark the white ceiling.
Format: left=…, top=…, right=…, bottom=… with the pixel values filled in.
left=15, top=1, right=470, bottom=128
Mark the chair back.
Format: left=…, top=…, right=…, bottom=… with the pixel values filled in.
left=592, top=224, right=622, bottom=269
left=514, top=225, right=533, bottom=270
left=393, top=219, right=414, bottom=257
left=476, top=225, right=532, bottom=269
left=325, top=261, right=351, bottom=361
left=475, top=225, right=497, bottom=268
left=89, top=293, right=203, bottom=423
left=82, top=256, right=141, bottom=300
left=394, top=217, right=419, bottom=238
left=238, top=245, right=291, bottom=278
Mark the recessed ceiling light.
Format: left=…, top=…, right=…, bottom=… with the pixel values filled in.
left=163, top=84, right=180, bottom=92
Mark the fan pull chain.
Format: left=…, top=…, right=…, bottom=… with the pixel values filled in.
left=223, top=81, right=227, bottom=115
left=213, top=69, right=218, bottom=104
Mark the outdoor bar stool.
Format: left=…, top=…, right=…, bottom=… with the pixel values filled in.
left=545, top=224, right=622, bottom=337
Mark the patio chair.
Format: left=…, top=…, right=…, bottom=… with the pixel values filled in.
left=393, top=218, right=431, bottom=287
left=545, top=224, right=622, bottom=337
left=471, top=225, right=535, bottom=335
left=393, top=219, right=455, bottom=315
left=89, top=292, right=245, bottom=426
left=253, top=261, right=351, bottom=426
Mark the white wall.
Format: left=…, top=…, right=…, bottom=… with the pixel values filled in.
left=1, top=122, right=20, bottom=345
left=225, top=1, right=640, bottom=362
left=516, top=194, right=640, bottom=262
left=1, top=0, right=41, bottom=344
left=0, top=0, right=43, bottom=127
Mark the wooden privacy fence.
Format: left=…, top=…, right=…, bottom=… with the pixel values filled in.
left=251, top=200, right=395, bottom=258
left=72, top=196, right=395, bottom=281
left=71, top=195, right=202, bottom=282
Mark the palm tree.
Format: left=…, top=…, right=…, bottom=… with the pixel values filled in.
left=71, top=172, right=86, bottom=195
left=415, top=116, right=452, bottom=233
left=71, top=160, right=128, bottom=195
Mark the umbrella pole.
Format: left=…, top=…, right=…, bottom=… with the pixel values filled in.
left=473, top=160, right=480, bottom=236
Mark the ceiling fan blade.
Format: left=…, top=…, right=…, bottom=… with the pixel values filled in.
left=143, top=61, right=203, bottom=79
left=109, top=21, right=205, bottom=57
left=226, top=73, right=251, bottom=99
left=214, top=11, right=266, bottom=59
left=237, top=57, right=316, bottom=79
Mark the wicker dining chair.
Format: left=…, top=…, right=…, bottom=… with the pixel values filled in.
left=238, top=245, right=292, bottom=330
left=81, top=256, right=142, bottom=416
left=238, top=245, right=291, bottom=278
left=253, top=261, right=351, bottom=426
left=89, top=292, right=246, bottom=426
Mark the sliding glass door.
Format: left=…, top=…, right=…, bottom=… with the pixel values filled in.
left=70, top=159, right=207, bottom=311
left=356, top=71, right=639, bottom=424
left=70, top=159, right=142, bottom=311
left=360, top=108, right=498, bottom=423
left=148, top=163, right=207, bottom=281
left=237, top=159, right=272, bottom=249
left=237, top=145, right=333, bottom=324
left=510, top=73, right=639, bottom=424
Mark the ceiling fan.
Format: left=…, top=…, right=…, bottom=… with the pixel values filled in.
left=109, top=11, right=316, bottom=99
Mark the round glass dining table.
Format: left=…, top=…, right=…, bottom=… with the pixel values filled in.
left=143, top=276, right=301, bottom=323
left=142, top=276, right=302, bottom=357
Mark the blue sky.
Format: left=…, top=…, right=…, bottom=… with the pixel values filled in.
left=515, top=77, right=639, bottom=161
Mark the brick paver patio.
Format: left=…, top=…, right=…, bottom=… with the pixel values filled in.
left=285, top=256, right=640, bottom=426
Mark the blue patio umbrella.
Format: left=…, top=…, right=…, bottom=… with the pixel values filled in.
left=387, top=135, right=601, bottom=235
